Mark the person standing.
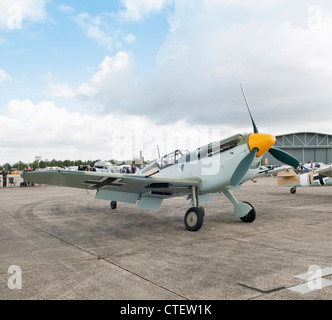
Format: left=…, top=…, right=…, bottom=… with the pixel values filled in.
left=131, top=165, right=137, bottom=174
left=1, top=168, right=8, bottom=187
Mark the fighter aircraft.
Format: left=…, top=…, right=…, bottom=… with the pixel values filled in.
left=277, top=164, right=332, bottom=193
left=22, top=85, right=300, bottom=231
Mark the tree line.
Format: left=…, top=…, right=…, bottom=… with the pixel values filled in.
left=0, top=159, right=141, bottom=171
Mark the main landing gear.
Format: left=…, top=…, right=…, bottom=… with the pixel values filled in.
left=110, top=188, right=255, bottom=231
left=184, top=187, right=256, bottom=232
left=184, top=207, right=205, bottom=231
left=184, top=186, right=205, bottom=231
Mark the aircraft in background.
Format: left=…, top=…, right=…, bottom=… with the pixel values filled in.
left=298, top=161, right=325, bottom=173
left=277, top=164, right=332, bottom=193
left=22, top=85, right=300, bottom=231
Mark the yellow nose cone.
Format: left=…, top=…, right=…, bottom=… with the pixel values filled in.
left=248, top=133, right=276, bottom=157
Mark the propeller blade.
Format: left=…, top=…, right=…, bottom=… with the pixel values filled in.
left=240, top=83, right=259, bottom=133
left=230, top=148, right=258, bottom=186
left=268, top=147, right=300, bottom=168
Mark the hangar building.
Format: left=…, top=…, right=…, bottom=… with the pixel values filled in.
left=263, top=132, right=332, bottom=166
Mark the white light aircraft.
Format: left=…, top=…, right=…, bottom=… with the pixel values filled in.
left=22, top=85, right=300, bottom=231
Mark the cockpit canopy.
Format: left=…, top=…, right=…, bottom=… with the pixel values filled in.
left=157, top=149, right=188, bottom=168
left=139, top=134, right=245, bottom=175
left=139, top=149, right=188, bottom=175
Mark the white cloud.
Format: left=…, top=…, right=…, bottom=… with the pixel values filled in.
left=130, top=0, right=332, bottom=130
left=0, top=69, right=11, bottom=82
left=71, top=1, right=331, bottom=133
left=119, top=0, right=172, bottom=21
left=0, top=0, right=47, bottom=30
left=58, top=4, right=74, bottom=13
left=48, top=51, right=137, bottom=110
left=45, top=72, right=76, bottom=98
left=47, top=82, right=76, bottom=98
left=76, top=52, right=137, bottom=110
left=124, top=33, right=136, bottom=43
left=0, top=99, right=231, bottom=164
left=75, top=13, right=119, bottom=51
left=0, top=99, right=134, bottom=163
left=43, top=0, right=332, bottom=140
left=46, top=52, right=132, bottom=102
left=74, top=1, right=170, bottom=50
left=1, top=98, right=328, bottom=166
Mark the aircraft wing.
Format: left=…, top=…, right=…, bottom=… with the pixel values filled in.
left=246, top=165, right=293, bottom=181
left=317, top=165, right=332, bottom=177
left=256, top=165, right=293, bottom=176
left=22, top=170, right=202, bottom=211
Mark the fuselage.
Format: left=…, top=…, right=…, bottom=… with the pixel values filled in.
left=139, top=133, right=265, bottom=193
left=278, top=169, right=332, bottom=188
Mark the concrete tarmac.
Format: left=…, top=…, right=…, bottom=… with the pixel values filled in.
left=0, top=176, right=331, bottom=300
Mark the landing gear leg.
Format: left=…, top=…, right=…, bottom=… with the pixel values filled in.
left=184, top=186, right=204, bottom=231
left=223, top=189, right=256, bottom=223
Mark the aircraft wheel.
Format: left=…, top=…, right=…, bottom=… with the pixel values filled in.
left=240, top=201, right=256, bottom=223
left=110, top=201, right=117, bottom=209
left=199, top=206, right=206, bottom=216
left=290, top=187, right=296, bottom=194
left=184, top=207, right=204, bottom=231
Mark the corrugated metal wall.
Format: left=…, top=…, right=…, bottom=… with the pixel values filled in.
left=263, top=132, right=332, bottom=166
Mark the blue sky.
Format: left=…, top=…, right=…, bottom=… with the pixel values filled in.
left=0, top=1, right=170, bottom=109
left=0, top=0, right=331, bottom=164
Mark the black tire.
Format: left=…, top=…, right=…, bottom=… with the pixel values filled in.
left=110, top=201, right=117, bottom=209
left=240, top=201, right=256, bottom=223
left=184, top=207, right=204, bottom=231
left=198, top=206, right=206, bottom=216
left=290, top=187, right=296, bottom=194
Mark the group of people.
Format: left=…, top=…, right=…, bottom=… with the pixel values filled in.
left=78, top=165, right=97, bottom=171
left=119, top=165, right=137, bottom=174
left=78, top=164, right=138, bottom=174
left=1, top=167, right=35, bottom=188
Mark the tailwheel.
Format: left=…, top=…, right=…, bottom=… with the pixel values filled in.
left=184, top=207, right=204, bottom=231
left=110, top=201, right=117, bottom=209
left=290, top=187, right=297, bottom=194
left=240, top=201, right=256, bottom=223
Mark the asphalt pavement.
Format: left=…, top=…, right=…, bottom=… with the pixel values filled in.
left=0, top=176, right=331, bottom=300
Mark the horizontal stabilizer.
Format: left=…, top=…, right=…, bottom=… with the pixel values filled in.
left=277, top=169, right=297, bottom=178
left=318, top=166, right=332, bottom=178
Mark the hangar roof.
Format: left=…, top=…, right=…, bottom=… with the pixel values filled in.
left=274, top=132, right=332, bottom=149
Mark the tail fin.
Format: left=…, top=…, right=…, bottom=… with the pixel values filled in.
left=277, top=168, right=299, bottom=186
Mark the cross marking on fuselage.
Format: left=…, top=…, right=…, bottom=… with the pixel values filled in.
left=313, top=173, right=328, bottom=185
